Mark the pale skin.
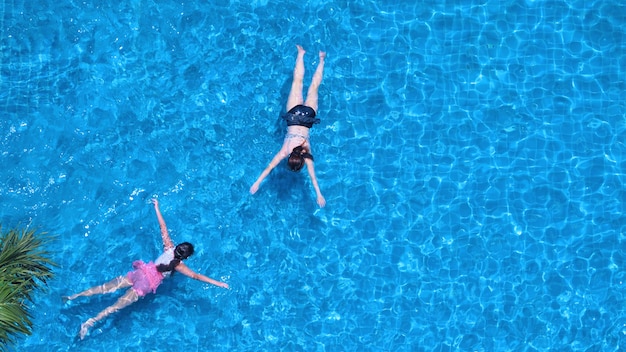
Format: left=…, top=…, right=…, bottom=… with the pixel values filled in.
left=250, top=45, right=327, bottom=208
left=63, top=199, right=228, bottom=340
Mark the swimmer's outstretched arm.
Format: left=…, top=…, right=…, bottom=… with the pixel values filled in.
left=249, top=152, right=286, bottom=194
left=152, top=198, right=174, bottom=250
left=175, top=262, right=229, bottom=288
left=304, top=158, right=326, bottom=207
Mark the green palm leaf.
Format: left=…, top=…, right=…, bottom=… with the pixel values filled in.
left=0, top=227, right=57, bottom=351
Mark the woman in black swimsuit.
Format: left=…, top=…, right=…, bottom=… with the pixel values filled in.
left=250, top=45, right=326, bottom=208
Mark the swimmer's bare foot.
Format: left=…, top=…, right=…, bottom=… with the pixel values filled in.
left=296, top=45, right=306, bottom=56
left=79, top=318, right=95, bottom=340
left=63, top=294, right=78, bottom=303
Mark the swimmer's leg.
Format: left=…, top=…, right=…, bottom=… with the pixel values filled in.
left=304, top=51, right=326, bottom=114
left=79, top=288, right=139, bottom=340
left=285, top=45, right=306, bottom=112
left=63, top=276, right=132, bottom=302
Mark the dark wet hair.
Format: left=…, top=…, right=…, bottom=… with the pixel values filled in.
left=156, top=242, right=194, bottom=273
left=287, top=146, right=314, bottom=172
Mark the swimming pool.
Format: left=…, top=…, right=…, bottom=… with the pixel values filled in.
left=2, top=0, right=625, bottom=350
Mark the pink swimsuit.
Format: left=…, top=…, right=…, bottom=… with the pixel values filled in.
left=127, top=260, right=164, bottom=297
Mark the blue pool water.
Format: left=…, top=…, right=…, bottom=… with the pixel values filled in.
left=1, top=0, right=625, bottom=351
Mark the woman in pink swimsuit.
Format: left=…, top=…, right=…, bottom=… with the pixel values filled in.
left=63, top=199, right=229, bottom=340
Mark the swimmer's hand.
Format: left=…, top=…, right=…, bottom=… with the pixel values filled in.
left=216, top=281, right=229, bottom=289
left=152, top=198, right=159, bottom=207
left=317, top=194, right=326, bottom=208
left=249, top=183, right=260, bottom=194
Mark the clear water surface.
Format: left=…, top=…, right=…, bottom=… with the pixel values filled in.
left=1, top=0, right=625, bottom=351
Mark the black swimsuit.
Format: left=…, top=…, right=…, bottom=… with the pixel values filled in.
left=281, top=105, right=320, bottom=128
